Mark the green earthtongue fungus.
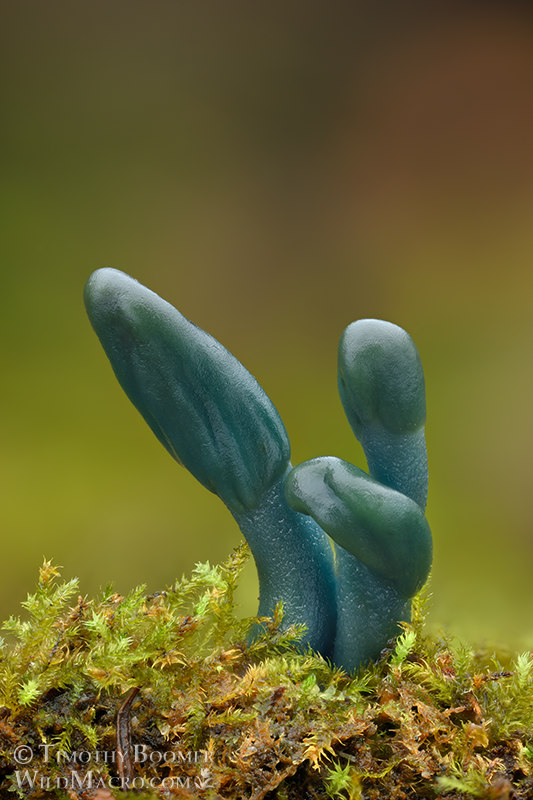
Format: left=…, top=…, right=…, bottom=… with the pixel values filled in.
left=84, top=268, right=336, bottom=656
left=285, top=319, right=431, bottom=671
left=85, top=271, right=432, bottom=672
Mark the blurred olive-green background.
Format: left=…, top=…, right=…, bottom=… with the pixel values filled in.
left=2, top=2, right=532, bottom=649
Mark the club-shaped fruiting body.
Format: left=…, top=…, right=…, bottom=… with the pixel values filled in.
left=85, top=270, right=432, bottom=672
left=286, top=458, right=431, bottom=599
left=84, top=268, right=337, bottom=655
left=338, top=319, right=428, bottom=509
left=285, top=319, right=431, bottom=670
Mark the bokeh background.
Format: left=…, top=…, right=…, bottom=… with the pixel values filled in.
left=2, top=1, right=532, bottom=650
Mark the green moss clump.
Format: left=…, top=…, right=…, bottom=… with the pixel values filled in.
left=0, top=555, right=531, bottom=800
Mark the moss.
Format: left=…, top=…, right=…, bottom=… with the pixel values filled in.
left=0, top=554, right=531, bottom=800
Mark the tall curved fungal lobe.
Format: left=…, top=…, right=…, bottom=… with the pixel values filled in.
left=285, top=320, right=432, bottom=672
left=84, top=269, right=337, bottom=656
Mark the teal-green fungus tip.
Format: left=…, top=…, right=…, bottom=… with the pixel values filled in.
left=85, top=269, right=432, bottom=672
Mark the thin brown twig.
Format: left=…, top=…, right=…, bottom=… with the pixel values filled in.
left=116, top=686, right=140, bottom=787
